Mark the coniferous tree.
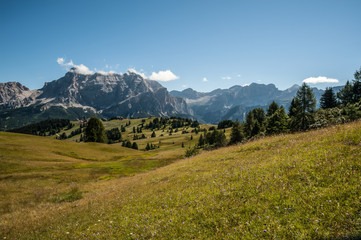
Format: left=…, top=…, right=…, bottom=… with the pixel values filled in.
left=198, top=134, right=205, bottom=147
left=244, top=108, right=265, bottom=138
left=337, top=81, right=354, bottom=106
left=244, top=111, right=256, bottom=137
left=290, top=83, right=316, bottom=131
left=125, top=140, right=132, bottom=148
left=320, top=87, right=338, bottom=109
left=352, top=67, right=361, bottom=103
left=229, top=120, right=244, bottom=145
left=267, top=101, right=279, bottom=117
left=84, top=117, right=106, bottom=143
left=151, top=131, right=156, bottom=138
left=132, top=142, right=138, bottom=150
left=266, top=107, right=289, bottom=134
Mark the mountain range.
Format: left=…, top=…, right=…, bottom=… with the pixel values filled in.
left=0, top=69, right=191, bottom=130
left=170, top=84, right=343, bottom=124
left=0, top=69, right=343, bottom=130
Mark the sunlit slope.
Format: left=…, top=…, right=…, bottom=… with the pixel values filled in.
left=2, top=121, right=361, bottom=239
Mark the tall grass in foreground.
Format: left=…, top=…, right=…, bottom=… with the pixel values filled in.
left=1, top=121, right=361, bottom=239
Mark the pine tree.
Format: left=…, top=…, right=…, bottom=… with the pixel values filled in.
left=352, top=67, right=361, bottom=103
left=320, top=87, right=338, bottom=109
left=198, top=134, right=205, bottom=147
left=229, top=120, right=244, bottom=145
left=337, top=81, right=354, bottom=106
left=181, top=142, right=184, bottom=148
left=84, top=117, right=106, bottom=143
left=266, top=107, right=289, bottom=134
left=290, top=83, right=316, bottom=131
left=151, top=131, right=156, bottom=138
left=244, top=111, right=256, bottom=138
left=267, top=101, right=279, bottom=117
left=145, top=143, right=150, bottom=151
left=132, top=142, right=138, bottom=150
left=125, top=140, right=132, bottom=148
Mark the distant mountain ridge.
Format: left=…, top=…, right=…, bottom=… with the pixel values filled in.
left=170, top=83, right=343, bottom=124
left=0, top=69, right=192, bottom=130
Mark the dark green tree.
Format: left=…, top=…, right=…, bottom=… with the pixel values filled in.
left=320, top=87, right=338, bottom=109
left=244, top=108, right=266, bottom=138
left=132, top=142, right=138, bottom=150
left=252, top=108, right=267, bottom=127
left=213, top=129, right=227, bottom=148
left=352, top=67, right=361, bottom=102
left=244, top=111, right=256, bottom=137
left=229, top=120, right=244, bottom=145
left=151, top=131, right=156, bottom=138
left=267, top=101, right=279, bottom=117
left=84, top=117, right=106, bottom=143
left=198, top=134, right=205, bottom=147
left=337, top=81, right=354, bottom=106
left=290, top=83, right=316, bottom=131
left=266, top=107, right=289, bottom=134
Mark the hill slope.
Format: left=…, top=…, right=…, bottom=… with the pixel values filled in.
left=1, top=121, right=361, bottom=239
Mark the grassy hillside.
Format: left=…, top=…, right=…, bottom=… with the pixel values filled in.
left=1, top=121, right=361, bottom=239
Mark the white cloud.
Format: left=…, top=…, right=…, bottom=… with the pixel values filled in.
left=149, top=70, right=179, bottom=82
left=303, top=76, right=339, bottom=84
left=242, top=83, right=250, bottom=87
left=97, top=70, right=116, bottom=75
left=203, top=77, right=208, bottom=82
left=57, top=58, right=65, bottom=65
left=222, top=76, right=232, bottom=80
left=127, top=68, right=147, bottom=79
left=57, top=58, right=94, bottom=75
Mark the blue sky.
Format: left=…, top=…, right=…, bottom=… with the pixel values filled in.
left=1, top=0, right=360, bottom=92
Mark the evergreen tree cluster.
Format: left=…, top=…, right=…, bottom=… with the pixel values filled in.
left=217, top=120, right=234, bottom=129
left=106, top=128, right=122, bottom=144
left=144, top=117, right=199, bottom=130
left=9, top=119, right=72, bottom=136
left=198, top=128, right=227, bottom=149
left=145, top=142, right=158, bottom=151
left=122, top=140, right=138, bottom=150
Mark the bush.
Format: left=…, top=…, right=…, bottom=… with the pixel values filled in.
left=185, top=145, right=200, bottom=158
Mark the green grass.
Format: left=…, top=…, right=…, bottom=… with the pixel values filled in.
left=50, top=186, right=83, bottom=203
left=1, top=121, right=361, bottom=239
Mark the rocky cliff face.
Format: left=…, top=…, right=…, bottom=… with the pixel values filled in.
left=0, top=82, right=38, bottom=109
left=0, top=69, right=192, bottom=130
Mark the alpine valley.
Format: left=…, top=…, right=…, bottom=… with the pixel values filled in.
left=0, top=68, right=342, bottom=130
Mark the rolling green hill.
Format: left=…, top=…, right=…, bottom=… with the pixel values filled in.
left=1, top=120, right=361, bottom=239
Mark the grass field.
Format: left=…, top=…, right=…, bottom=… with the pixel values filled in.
left=1, top=120, right=361, bottom=239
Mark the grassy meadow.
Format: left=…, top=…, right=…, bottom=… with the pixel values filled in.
left=1, top=119, right=361, bottom=239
